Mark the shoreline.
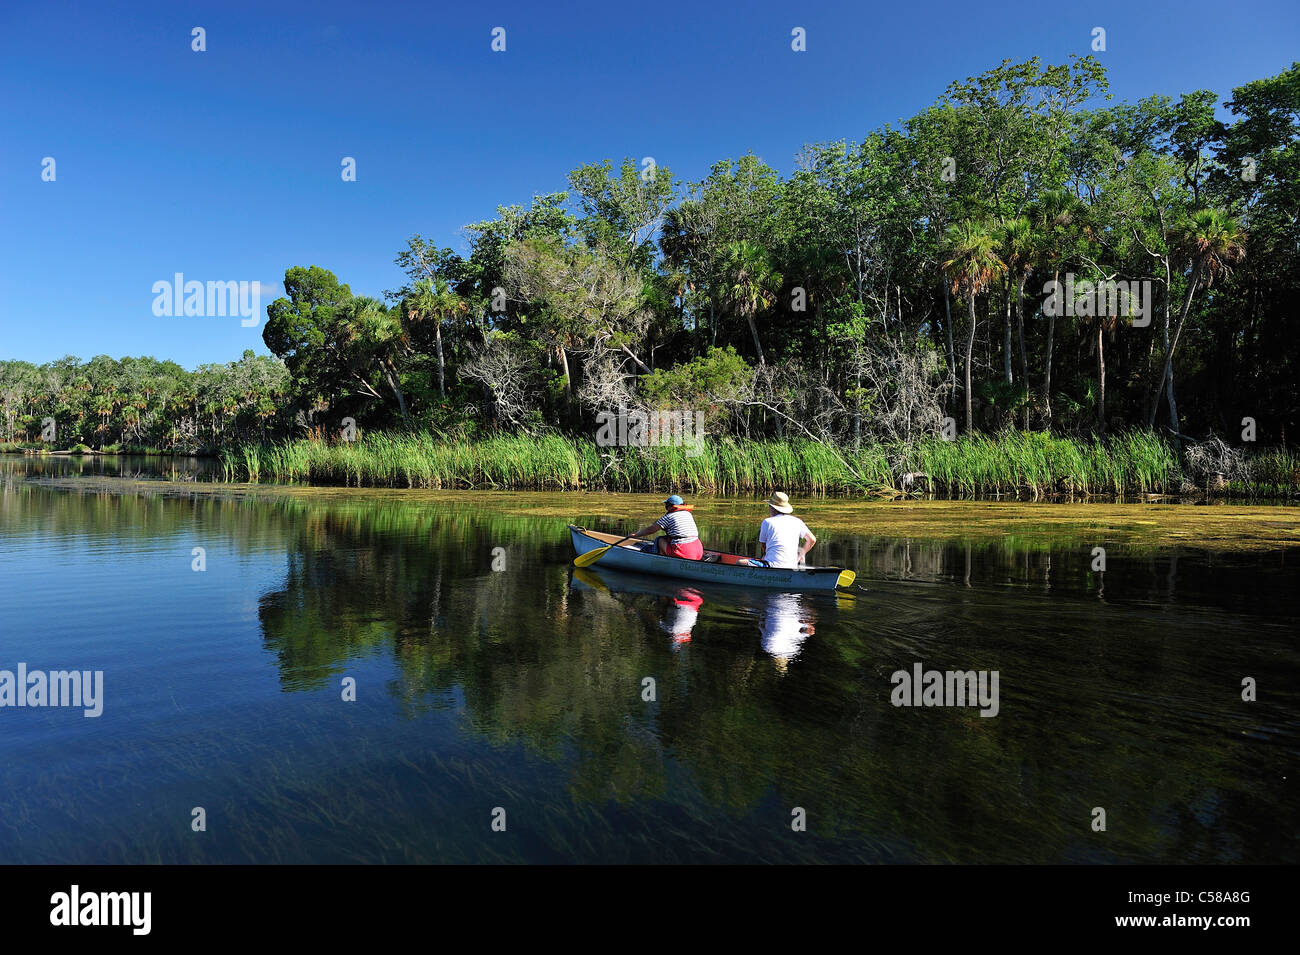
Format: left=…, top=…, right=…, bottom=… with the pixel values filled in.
left=17, top=470, right=1300, bottom=553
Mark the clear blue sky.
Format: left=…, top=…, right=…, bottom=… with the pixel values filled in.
left=2, top=0, right=1296, bottom=368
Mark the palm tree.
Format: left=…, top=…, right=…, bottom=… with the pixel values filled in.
left=342, top=296, right=411, bottom=424
left=407, top=277, right=467, bottom=398
left=222, top=395, right=239, bottom=441
left=125, top=392, right=147, bottom=443
left=942, top=219, right=1005, bottom=434
left=1145, top=208, right=1246, bottom=429
left=122, top=404, right=142, bottom=442
left=93, top=393, right=114, bottom=446
left=255, top=397, right=276, bottom=442
left=996, top=216, right=1036, bottom=428
left=719, top=240, right=782, bottom=366
left=1073, top=275, right=1126, bottom=439
left=1026, top=191, right=1085, bottom=428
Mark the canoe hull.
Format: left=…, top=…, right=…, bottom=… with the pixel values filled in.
left=569, top=525, right=850, bottom=591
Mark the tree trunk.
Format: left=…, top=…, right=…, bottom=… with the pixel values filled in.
left=943, top=282, right=956, bottom=403
left=619, top=344, right=654, bottom=376
left=1146, top=261, right=1203, bottom=429
left=435, top=320, right=446, bottom=397
left=896, top=284, right=904, bottom=347
left=1160, top=284, right=1181, bottom=451
left=853, top=359, right=862, bottom=446
left=1003, top=282, right=1013, bottom=384
left=965, top=292, right=976, bottom=434
left=558, top=345, right=571, bottom=396
left=1165, top=359, right=1179, bottom=436
left=1016, top=275, right=1029, bottom=429
left=384, top=365, right=409, bottom=424
left=1160, top=258, right=1179, bottom=440
left=1096, top=322, right=1106, bottom=439
left=746, top=313, right=766, bottom=366
left=1042, top=269, right=1057, bottom=429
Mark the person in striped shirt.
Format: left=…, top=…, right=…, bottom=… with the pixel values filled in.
left=632, top=494, right=704, bottom=560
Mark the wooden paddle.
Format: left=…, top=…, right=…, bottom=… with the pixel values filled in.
left=573, top=532, right=642, bottom=568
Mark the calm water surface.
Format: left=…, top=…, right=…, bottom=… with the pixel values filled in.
left=1, top=456, right=1296, bottom=863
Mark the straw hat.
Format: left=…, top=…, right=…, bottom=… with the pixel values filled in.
left=767, top=491, right=794, bottom=513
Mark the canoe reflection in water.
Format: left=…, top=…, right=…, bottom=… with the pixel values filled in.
left=571, top=566, right=821, bottom=665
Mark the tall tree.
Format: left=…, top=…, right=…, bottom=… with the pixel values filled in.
left=406, top=277, right=467, bottom=398
left=1145, top=208, right=1246, bottom=428
left=943, top=220, right=1005, bottom=433
left=719, top=240, right=783, bottom=367
left=996, top=215, right=1035, bottom=427
left=1025, top=190, right=1085, bottom=426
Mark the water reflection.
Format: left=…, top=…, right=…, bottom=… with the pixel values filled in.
left=7, top=451, right=220, bottom=482
left=572, top=565, right=823, bottom=665
left=759, top=593, right=816, bottom=669
left=2, top=455, right=1298, bottom=864
left=572, top=567, right=707, bottom=648
left=661, top=589, right=703, bottom=647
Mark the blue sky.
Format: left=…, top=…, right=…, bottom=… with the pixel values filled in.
left=2, top=0, right=1296, bottom=368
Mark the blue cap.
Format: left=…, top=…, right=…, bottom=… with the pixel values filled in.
left=664, top=494, right=685, bottom=506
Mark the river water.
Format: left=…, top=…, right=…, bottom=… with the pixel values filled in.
left=1, top=455, right=1296, bottom=863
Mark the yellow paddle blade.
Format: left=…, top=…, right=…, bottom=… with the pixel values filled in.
left=573, top=545, right=612, bottom=568
left=836, top=570, right=857, bottom=589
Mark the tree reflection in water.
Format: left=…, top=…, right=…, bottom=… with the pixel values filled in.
left=6, top=459, right=1296, bottom=864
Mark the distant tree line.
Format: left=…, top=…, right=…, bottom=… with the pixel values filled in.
left=0, top=351, right=288, bottom=452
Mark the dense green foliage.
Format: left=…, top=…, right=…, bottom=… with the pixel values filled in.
left=250, top=57, right=1298, bottom=453
left=0, top=351, right=287, bottom=452
left=6, top=58, right=1298, bottom=476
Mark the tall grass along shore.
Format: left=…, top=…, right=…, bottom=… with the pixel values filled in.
left=217, top=431, right=1299, bottom=499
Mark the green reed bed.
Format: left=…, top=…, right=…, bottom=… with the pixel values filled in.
left=1241, top=447, right=1300, bottom=498
left=219, top=430, right=1295, bottom=498
left=222, top=433, right=880, bottom=493
left=898, top=430, right=1178, bottom=497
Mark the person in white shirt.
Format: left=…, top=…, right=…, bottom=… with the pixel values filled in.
left=758, top=491, right=816, bottom=569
